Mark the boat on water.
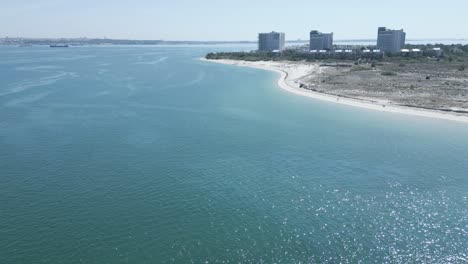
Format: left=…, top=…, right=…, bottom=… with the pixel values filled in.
left=50, top=44, right=69, bottom=48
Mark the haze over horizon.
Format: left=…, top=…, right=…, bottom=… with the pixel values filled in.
left=1, top=0, right=467, bottom=41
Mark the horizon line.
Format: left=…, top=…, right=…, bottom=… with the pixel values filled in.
left=1, top=36, right=467, bottom=43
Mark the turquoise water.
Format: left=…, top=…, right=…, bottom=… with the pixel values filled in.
left=0, top=45, right=467, bottom=263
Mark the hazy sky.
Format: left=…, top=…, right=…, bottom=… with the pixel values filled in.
left=1, top=0, right=467, bottom=41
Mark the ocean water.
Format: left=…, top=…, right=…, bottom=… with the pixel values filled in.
left=0, top=45, right=467, bottom=264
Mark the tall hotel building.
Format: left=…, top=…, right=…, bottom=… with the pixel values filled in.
left=377, top=27, right=406, bottom=53
left=258, top=32, right=286, bottom=52
left=309, top=30, right=333, bottom=50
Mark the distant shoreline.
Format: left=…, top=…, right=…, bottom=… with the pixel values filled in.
left=202, top=58, right=468, bottom=124
left=1, top=38, right=468, bottom=46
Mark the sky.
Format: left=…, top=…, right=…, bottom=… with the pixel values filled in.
left=1, top=0, right=467, bottom=41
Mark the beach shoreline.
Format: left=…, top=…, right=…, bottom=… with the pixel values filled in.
left=202, top=58, right=468, bottom=124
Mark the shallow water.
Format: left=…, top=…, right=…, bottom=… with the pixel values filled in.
left=0, top=45, right=467, bottom=263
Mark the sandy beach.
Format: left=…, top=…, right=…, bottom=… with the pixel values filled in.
left=204, top=59, right=468, bottom=123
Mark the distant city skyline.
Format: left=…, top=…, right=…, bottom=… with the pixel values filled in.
left=1, top=0, right=467, bottom=41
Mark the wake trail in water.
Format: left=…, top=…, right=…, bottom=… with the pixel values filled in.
left=4, top=91, right=53, bottom=107
left=160, top=71, right=206, bottom=90
left=0, top=72, right=78, bottom=97
left=135, top=56, right=169, bottom=65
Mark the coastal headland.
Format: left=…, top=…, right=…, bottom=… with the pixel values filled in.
left=203, top=58, right=468, bottom=123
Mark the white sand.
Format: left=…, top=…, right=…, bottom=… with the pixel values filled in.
left=204, top=59, right=468, bottom=124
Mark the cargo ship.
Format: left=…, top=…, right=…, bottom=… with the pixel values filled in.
left=50, top=44, right=69, bottom=48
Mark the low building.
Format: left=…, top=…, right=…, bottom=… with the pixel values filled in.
left=424, top=47, right=443, bottom=57
left=310, top=30, right=333, bottom=51
left=360, top=49, right=384, bottom=59
left=258, top=32, right=286, bottom=52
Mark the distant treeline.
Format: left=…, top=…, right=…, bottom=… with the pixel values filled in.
left=206, top=51, right=285, bottom=61
left=206, top=44, right=468, bottom=62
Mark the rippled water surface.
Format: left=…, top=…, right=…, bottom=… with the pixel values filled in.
left=0, top=45, right=467, bottom=263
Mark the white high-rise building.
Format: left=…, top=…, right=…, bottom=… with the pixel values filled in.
left=309, top=31, right=333, bottom=51
left=377, top=27, right=406, bottom=53
left=258, top=32, right=285, bottom=52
